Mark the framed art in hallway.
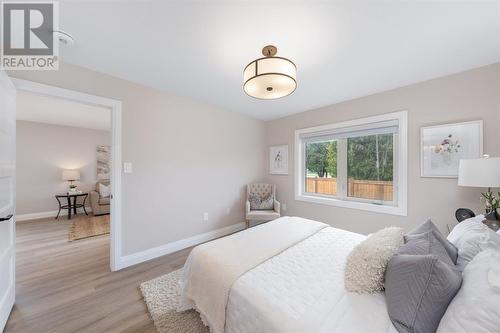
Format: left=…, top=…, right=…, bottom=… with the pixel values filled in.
left=420, top=120, right=483, bottom=178
left=97, top=145, right=111, bottom=180
left=270, top=145, right=289, bottom=175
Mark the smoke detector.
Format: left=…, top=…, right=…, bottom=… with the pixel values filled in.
left=53, top=30, right=75, bottom=46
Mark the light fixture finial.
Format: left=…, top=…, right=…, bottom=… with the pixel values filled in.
left=262, top=45, right=277, bottom=57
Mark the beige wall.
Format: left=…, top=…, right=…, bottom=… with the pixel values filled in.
left=10, top=62, right=499, bottom=258
left=265, top=63, right=500, bottom=235
left=16, top=120, right=110, bottom=215
left=9, top=63, right=266, bottom=255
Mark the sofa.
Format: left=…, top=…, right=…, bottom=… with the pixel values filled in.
left=90, top=182, right=110, bottom=215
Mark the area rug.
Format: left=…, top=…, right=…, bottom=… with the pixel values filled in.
left=68, top=215, right=110, bottom=241
left=140, top=269, right=209, bottom=333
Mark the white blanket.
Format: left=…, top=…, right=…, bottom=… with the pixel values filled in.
left=226, top=227, right=398, bottom=333
left=178, top=216, right=327, bottom=333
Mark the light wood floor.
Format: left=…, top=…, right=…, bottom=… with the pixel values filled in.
left=5, top=215, right=191, bottom=333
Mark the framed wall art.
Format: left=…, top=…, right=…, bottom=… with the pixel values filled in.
left=270, top=145, right=289, bottom=175
left=420, top=120, right=483, bottom=178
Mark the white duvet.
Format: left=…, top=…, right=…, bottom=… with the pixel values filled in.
left=179, top=217, right=327, bottom=333
left=180, top=217, right=397, bottom=333
left=226, top=227, right=397, bottom=333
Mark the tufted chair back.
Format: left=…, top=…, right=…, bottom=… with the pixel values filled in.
left=247, top=183, right=276, bottom=210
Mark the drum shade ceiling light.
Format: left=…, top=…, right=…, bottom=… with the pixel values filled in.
left=243, top=45, right=297, bottom=100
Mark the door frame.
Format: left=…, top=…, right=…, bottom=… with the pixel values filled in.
left=11, top=78, right=123, bottom=271
left=0, top=71, right=16, bottom=332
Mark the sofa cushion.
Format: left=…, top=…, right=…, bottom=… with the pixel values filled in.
left=98, top=183, right=111, bottom=198
left=98, top=197, right=110, bottom=205
left=246, top=210, right=279, bottom=221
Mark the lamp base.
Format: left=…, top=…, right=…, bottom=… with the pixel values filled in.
left=483, top=210, right=500, bottom=232
left=485, top=209, right=499, bottom=221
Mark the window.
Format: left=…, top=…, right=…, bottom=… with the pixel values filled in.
left=295, top=111, right=407, bottom=216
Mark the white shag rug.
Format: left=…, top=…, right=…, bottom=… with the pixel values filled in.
left=140, top=269, right=210, bottom=333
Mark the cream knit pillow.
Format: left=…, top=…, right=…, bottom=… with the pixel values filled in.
left=345, top=227, right=404, bottom=293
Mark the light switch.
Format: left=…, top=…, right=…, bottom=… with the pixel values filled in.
left=123, top=162, right=133, bottom=173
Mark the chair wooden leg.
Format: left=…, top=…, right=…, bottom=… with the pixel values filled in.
left=245, top=219, right=250, bottom=228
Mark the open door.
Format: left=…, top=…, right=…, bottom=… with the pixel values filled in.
left=0, top=70, right=16, bottom=331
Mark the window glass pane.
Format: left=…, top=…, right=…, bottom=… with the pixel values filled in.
left=305, top=140, right=337, bottom=196
left=347, top=134, right=394, bottom=202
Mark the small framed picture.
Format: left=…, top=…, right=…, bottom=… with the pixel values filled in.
left=270, top=145, right=288, bottom=175
left=420, top=120, right=483, bottom=178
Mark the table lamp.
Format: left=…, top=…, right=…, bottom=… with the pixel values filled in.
left=62, top=169, right=81, bottom=192
left=458, top=156, right=500, bottom=221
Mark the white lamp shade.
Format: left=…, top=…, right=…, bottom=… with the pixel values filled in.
left=62, top=169, right=80, bottom=181
left=458, top=157, right=500, bottom=188
left=243, top=56, right=297, bottom=99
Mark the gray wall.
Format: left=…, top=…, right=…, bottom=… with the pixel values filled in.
left=10, top=63, right=266, bottom=255
left=16, top=120, right=110, bottom=215
left=265, top=63, right=500, bottom=235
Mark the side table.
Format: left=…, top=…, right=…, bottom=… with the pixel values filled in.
left=55, top=192, right=89, bottom=220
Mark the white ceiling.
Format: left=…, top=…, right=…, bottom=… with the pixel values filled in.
left=58, top=0, right=500, bottom=120
left=16, top=91, right=111, bottom=130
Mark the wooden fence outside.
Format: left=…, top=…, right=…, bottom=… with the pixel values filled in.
left=306, top=177, right=393, bottom=201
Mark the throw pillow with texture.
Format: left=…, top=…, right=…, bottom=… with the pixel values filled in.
left=408, top=219, right=458, bottom=264
left=99, top=183, right=110, bottom=198
left=249, top=192, right=273, bottom=210
left=385, top=254, right=462, bottom=333
left=401, top=230, right=454, bottom=266
left=344, top=227, right=404, bottom=293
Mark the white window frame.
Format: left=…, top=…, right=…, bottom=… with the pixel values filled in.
left=294, top=111, right=408, bottom=216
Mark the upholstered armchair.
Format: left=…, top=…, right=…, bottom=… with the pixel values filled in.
left=89, top=182, right=111, bottom=216
left=245, top=183, right=280, bottom=228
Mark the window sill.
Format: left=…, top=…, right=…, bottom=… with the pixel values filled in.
left=295, top=193, right=407, bottom=216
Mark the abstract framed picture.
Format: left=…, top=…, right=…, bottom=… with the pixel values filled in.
left=420, top=120, right=483, bottom=178
left=270, top=145, right=289, bottom=175
left=97, top=145, right=111, bottom=180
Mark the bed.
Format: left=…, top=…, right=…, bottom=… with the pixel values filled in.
left=178, top=216, right=398, bottom=333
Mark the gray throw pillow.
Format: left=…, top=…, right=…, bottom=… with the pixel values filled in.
left=385, top=254, right=462, bottom=333
left=401, top=230, right=453, bottom=266
left=408, top=219, right=458, bottom=264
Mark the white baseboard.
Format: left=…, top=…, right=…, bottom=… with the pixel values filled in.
left=16, top=208, right=92, bottom=221
left=117, top=222, right=245, bottom=270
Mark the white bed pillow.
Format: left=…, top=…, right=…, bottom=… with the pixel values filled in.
left=447, top=215, right=500, bottom=269
left=437, top=249, right=500, bottom=333
left=447, top=214, right=485, bottom=244
left=344, top=227, right=403, bottom=293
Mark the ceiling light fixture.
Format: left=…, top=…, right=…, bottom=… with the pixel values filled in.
left=243, top=45, right=297, bottom=100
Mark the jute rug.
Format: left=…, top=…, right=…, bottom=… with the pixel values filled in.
left=140, top=269, right=209, bottom=333
left=68, top=215, right=110, bottom=241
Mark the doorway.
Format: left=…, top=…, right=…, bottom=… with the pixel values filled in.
left=12, top=78, right=122, bottom=271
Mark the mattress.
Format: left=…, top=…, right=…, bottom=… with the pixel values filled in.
left=225, top=226, right=398, bottom=333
